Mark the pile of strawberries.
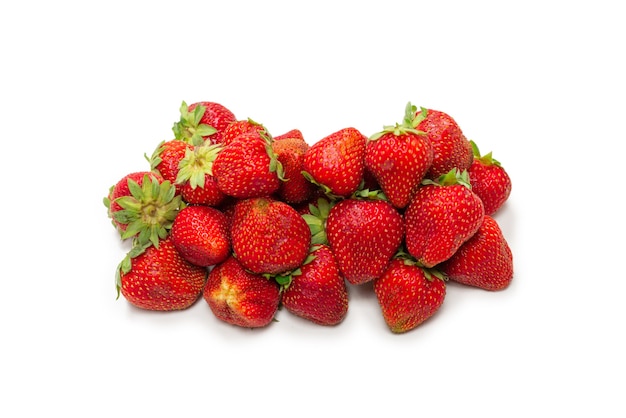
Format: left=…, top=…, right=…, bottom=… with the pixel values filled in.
left=104, top=100, right=513, bottom=333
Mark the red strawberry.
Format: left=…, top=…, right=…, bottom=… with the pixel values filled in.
left=415, top=107, right=473, bottom=179
left=175, top=143, right=226, bottom=206
left=302, top=127, right=367, bottom=198
left=272, top=135, right=315, bottom=204
left=230, top=197, right=311, bottom=275
left=274, top=129, right=304, bottom=141
left=172, top=101, right=236, bottom=145
left=467, top=140, right=512, bottom=215
left=404, top=169, right=485, bottom=268
left=221, top=118, right=267, bottom=146
left=440, top=215, right=513, bottom=290
left=203, top=256, right=281, bottom=328
left=148, top=139, right=193, bottom=189
left=366, top=102, right=434, bottom=208
left=326, top=198, right=404, bottom=285
left=374, top=258, right=446, bottom=333
left=104, top=172, right=181, bottom=248
left=212, top=132, right=282, bottom=199
left=117, top=236, right=207, bottom=311
left=281, top=244, right=349, bottom=326
left=170, top=205, right=231, bottom=267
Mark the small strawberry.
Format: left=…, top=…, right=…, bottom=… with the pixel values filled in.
left=230, top=197, right=311, bottom=275
left=440, top=215, right=513, bottom=291
left=148, top=139, right=193, bottom=189
left=366, top=102, right=434, bottom=208
left=326, top=197, right=404, bottom=285
left=172, top=101, right=236, bottom=145
left=415, top=107, right=473, bottom=179
left=281, top=244, right=349, bottom=326
left=404, top=169, right=485, bottom=268
left=203, top=256, right=281, bottom=328
left=170, top=205, right=231, bottom=267
left=175, top=143, right=226, bottom=206
left=374, top=257, right=446, bottom=333
left=117, top=236, right=207, bottom=311
left=221, top=118, right=267, bottom=146
left=104, top=172, right=181, bottom=248
left=302, top=127, right=367, bottom=198
left=212, top=131, right=283, bottom=199
left=272, top=134, right=315, bottom=204
left=467, top=140, right=512, bottom=215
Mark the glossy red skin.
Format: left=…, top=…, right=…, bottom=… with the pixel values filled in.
left=187, top=101, right=236, bottom=144
left=365, top=131, right=433, bottom=209
left=107, top=171, right=164, bottom=232
left=170, top=205, right=231, bottom=267
left=374, top=258, right=446, bottom=333
left=468, top=160, right=512, bottom=215
left=404, top=184, right=485, bottom=268
left=440, top=215, right=513, bottom=291
left=221, top=120, right=266, bottom=146
left=273, top=129, right=304, bottom=141
left=326, top=199, right=404, bottom=285
left=302, top=127, right=367, bottom=197
left=272, top=136, right=315, bottom=204
left=281, top=245, right=349, bottom=326
left=120, top=237, right=207, bottom=311
left=179, top=174, right=226, bottom=206
left=152, top=140, right=193, bottom=188
left=203, top=256, right=280, bottom=328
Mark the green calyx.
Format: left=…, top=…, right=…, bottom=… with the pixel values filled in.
left=470, top=139, right=502, bottom=167
left=422, top=168, right=472, bottom=189
left=393, top=247, right=447, bottom=282
left=112, top=174, right=182, bottom=248
left=369, top=102, right=427, bottom=141
left=301, top=198, right=333, bottom=245
left=172, top=101, right=218, bottom=146
left=270, top=246, right=319, bottom=290
left=175, top=143, right=222, bottom=189
left=259, top=129, right=286, bottom=182
left=115, top=239, right=152, bottom=299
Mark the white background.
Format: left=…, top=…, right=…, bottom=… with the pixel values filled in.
left=1, top=1, right=625, bottom=416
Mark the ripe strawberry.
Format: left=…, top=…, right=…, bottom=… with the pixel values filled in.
left=374, top=258, right=446, bottom=333
left=212, top=132, right=283, bottom=199
left=366, top=102, right=434, bottom=209
left=404, top=169, right=485, bottom=268
left=302, top=127, right=367, bottom=198
left=281, top=244, right=349, bottom=326
left=415, top=107, right=473, bottom=179
left=326, top=198, right=403, bottom=285
left=271, top=135, right=315, bottom=204
left=230, top=197, right=311, bottom=275
left=440, top=215, right=513, bottom=290
left=172, top=101, right=236, bottom=145
left=175, top=143, right=226, bottom=206
left=117, top=236, right=207, bottom=311
left=274, top=129, right=304, bottom=141
left=221, top=118, right=267, bottom=146
left=467, top=140, right=512, bottom=215
left=170, top=205, right=230, bottom=267
left=148, top=139, right=192, bottom=189
left=203, top=256, right=281, bottom=328
left=104, top=172, right=181, bottom=248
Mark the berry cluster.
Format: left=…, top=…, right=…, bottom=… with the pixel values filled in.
left=104, top=101, right=513, bottom=333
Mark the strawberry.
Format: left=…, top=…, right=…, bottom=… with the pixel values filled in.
left=221, top=118, right=267, bottom=146
left=230, top=197, right=311, bottom=275
left=366, top=102, right=434, bottom=208
left=203, top=256, right=281, bottom=328
left=172, top=101, right=236, bottom=145
left=274, top=129, right=304, bottom=141
left=467, top=140, right=512, bottom=215
left=415, top=107, right=473, bottom=179
left=440, top=215, right=513, bottom=290
left=148, top=139, right=193, bottom=189
left=117, top=236, right=207, bottom=311
left=271, top=134, right=315, bottom=204
left=302, top=127, right=367, bottom=198
left=326, top=197, right=404, bottom=285
left=281, top=244, right=349, bottom=326
left=170, top=205, right=231, bottom=267
left=175, top=143, right=226, bottom=206
left=374, top=257, right=446, bottom=333
left=104, top=172, right=181, bottom=248
left=212, top=131, right=283, bottom=199
left=404, top=169, right=484, bottom=268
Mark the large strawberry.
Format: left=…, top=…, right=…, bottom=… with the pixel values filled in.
left=170, top=205, right=231, bottom=267
left=404, top=169, right=484, bottom=267
left=272, top=134, right=315, bottom=204
left=104, top=172, right=181, bottom=248
left=440, top=215, right=513, bottom=290
left=230, top=197, right=311, bottom=275
left=467, top=140, right=512, bottom=216
left=175, top=143, right=225, bottom=206
left=117, top=236, right=207, bottom=311
left=212, top=131, right=283, bottom=199
left=302, top=127, right=367, bottom=198
left=281, top=244, right=349, bottom=326
left=415, top=107, right=473, bottom=179
left=203, top=256, right=281, bottom=328
left=374, top=257, right=446, bottom=333
left=326, top=197, right=403, bottom=285
left=366, top=102, right=433, bottom=208
left=172, top=101, right=236, bottom=145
